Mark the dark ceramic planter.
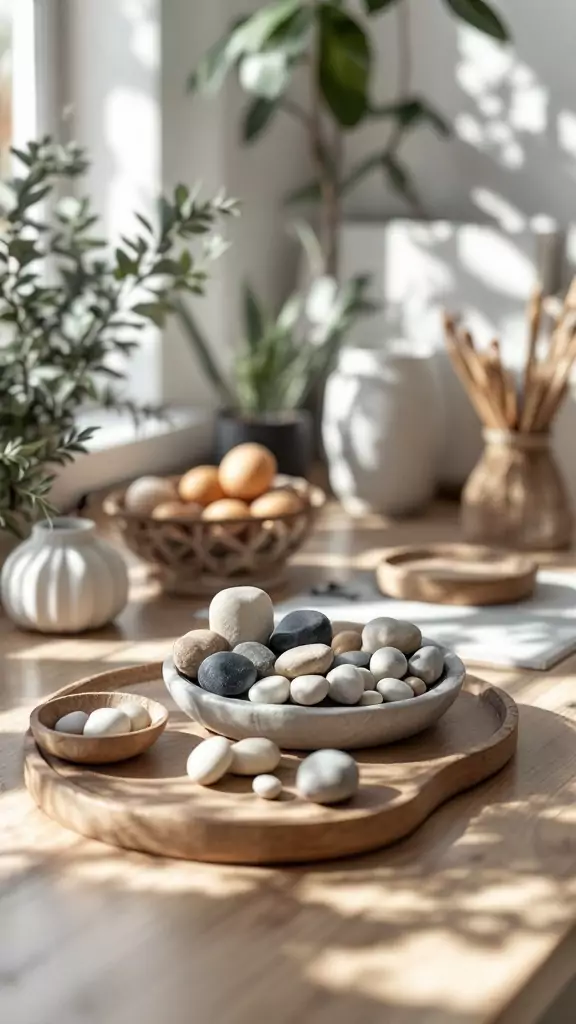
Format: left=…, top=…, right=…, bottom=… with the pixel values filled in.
left=215, top=410, right=314, bottom=478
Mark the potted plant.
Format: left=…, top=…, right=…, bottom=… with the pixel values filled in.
left=0, top=137, right=237, bottom=537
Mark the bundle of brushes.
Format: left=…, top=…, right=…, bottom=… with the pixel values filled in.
left=442, top=277, right=576, bottom=435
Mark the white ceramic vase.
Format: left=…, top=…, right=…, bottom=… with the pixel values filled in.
left=1, top=518, right=129, bottom=633
left=322, top=347, right=441, bottom=516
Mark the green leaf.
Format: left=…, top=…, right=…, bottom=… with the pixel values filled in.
left=443, top=0, right=510, bottom=41
left=382, top=153, right=420, bottom=206
left=363, top=0, right=400, bottom=11
left=318, top=4, right=371, bottom=128
left=239, top=51, right=290, bottom=99
left=132, top=301, right=168, bottom=327
left=136, top=212, right=153, bottom=234
left=175, top=183, right=189, bottom=207
left=243, top=284, right=264, bottom=350
left=284, top=179, right=322, bottom=205
left=267, top=6, right=313, bottom=57
left=187, top=32, right=237, bottom=94
left=242, top=96, right=280, bottom=142
left=114, top=248, right=136, bottom=279
left=229, top=1, right=302, bottom=57
left=370, top=97, right=451, bottom=136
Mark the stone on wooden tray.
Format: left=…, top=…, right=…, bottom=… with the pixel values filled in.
left=331, top=630, right=362, bottom=656
left=186, top=736, right=233, bottom=785
left=233, top=641, right=276, bottom=678
left=405, top=675, right=427, bottom=696
left=208, top=586, right=274, bottom=647
left=247, top=675, right=290, bottom=705
left=197, top=651, right=257, bottom=697
left=54, top=710, right=89, bottom=735
left=359, top=690, right=384, bottom=706
left=252, top=774, right=283, bottom=800
left=274, top=643, right=333, bottom=680
left=326, top=664, right=364, bottom=705
left=230, top=737, right=281, bottom=776
left=369, top=647, right=408, bottom=682
left=296, top=749, right=359, bottom=805
left=173, top=628, right=230, bottom=680
left=362, top=617, right=422, bottom=656
left=290, top=674, right=330, bottom=706
left=408, top=646, right=444, bottom=685
left=376, top=678, right=415, bottom=703
left=333, top=650, right=371, bottom=669
left=269, top=609, right=332, bottom=655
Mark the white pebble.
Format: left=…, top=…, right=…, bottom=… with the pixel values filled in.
left=359, top=690, right=384, bottom=706
left=186, top=736, right=233, bottom=785
left=252, top=774, right=282, bottom=800
left=120, top=701, right=152, bottom=731
left=326, top=664, right=364, bottom=705
left=83, top=707, right=131, bottom=737
left=248, top=675, right=290, bottom=704
left=356, top=667, right=376, bottom=690
left=408, top=645, right=444, bottom=685
left=376, top=678, right=414, bottom=703
left=405, top=675, right=427, bottom=696
left=231, top=737, right=281, bottom=776
left=290, top=674, right=329, bottom=706
left=54, top=710, right=89, bottom=735
left=370, top=647, right=407, bottom=681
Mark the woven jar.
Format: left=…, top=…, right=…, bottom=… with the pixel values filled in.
left=461, top=430, right=573, bottom=551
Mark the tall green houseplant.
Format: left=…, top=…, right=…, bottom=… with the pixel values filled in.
left=189, top=0, right=510, bottom=276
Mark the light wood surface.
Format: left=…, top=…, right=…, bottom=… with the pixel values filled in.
left=376, top=543, right=537, bottom=605
left=24, top=667, right=518, bottom=864
left=3, top=498, right=576, bottom=1024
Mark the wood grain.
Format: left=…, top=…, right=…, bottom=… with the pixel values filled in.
left=376, top=543, right=537, bottom=606
left=23, top=666, right=518, bottom=865
left=3, top=497, right=576, bottom=1024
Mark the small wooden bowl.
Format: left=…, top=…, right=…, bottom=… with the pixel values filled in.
left=30, top=691, right=168, bottom=765
left=103, top=474, right=325, bottom=596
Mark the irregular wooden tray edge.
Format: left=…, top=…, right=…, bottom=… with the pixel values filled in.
left=23, top=664, right=519, bottom=866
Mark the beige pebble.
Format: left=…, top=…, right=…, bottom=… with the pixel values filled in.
left=331, top=630, right=362, bottom=656
left=405, top=675, right=427, bottom=696
left=230, top=737, right=281, bottom=776
left=274, top=643, right=333, bottom=680
left=173, top=628, right=229, bottom=679
left=359, top=690, right=384, bottom=706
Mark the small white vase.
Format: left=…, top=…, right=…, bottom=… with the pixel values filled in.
left=1, top=518, right=129, bottom=633
left=322, top=346, right=441, bottom=515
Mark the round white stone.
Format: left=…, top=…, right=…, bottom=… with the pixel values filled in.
left=369, top=647, right=408, bottom=681
left=408, top=645, right=444, bottom=685
left=362, top=617, right=421, bottom=656
left=208, top=586, right=274, bottom=647
left=120, top=701, right=152, bottom=731
left=248, top=675, right=290, bottom=705
left=252, top=774, right=282, bottom=800
left=359, top=690, right=384, bottom=706
left=230, top=737, right=281, bottom=776
left=376, top=678, right=415, bottom=703
left=54, top=710, right=89, bottom=734
left=83, top=707, right=132, bottom=737
left=356, top=667, right=376, bottom=690
left=290, top=674, right=329, bottom=706
left=296, top=749, right=359, bottom=805
left=405, top=675, right=427, bottom=696
left=186, top=736, right=233, bottom=785
left=326, top=664, right=364, bottom=705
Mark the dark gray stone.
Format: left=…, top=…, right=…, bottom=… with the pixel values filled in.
left=197, top=651, right=257, bottom=697
left=233, top=641, right=276, bottom=678
left=269, top=610, right=332, bottom=655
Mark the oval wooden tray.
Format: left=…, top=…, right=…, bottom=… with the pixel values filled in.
left=24, top=663, right=519, bottom=865
left=376, top=543, right=537, bottom=606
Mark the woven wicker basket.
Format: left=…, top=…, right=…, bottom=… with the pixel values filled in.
left=103, top=475, right=325, bottom=595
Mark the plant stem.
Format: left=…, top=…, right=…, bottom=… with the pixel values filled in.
left=308, top=3, right=340, bottom=279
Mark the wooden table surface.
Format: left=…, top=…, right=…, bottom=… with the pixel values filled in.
left=2, top=500, right=576, bottom=1024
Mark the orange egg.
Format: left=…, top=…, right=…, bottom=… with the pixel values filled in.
left=218, top=443, right=277, bottom=500
left=250, top=488, right=304, bottom=519
left=178, top=466, right=224, bottom=507
left=201, top=499, right=251, bottom=522
left=152, top=501, right=202, bottom=521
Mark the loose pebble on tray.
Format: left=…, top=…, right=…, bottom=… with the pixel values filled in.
left=252, top=774, right=283, bottom=800
left=230, top=737, right=281, bottom=775
left=296, top=749, right=359, bottom=805
left=186, top=736, right=233, bottom=785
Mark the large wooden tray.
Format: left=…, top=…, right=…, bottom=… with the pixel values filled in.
left=24, top=663, right=518, bottom=865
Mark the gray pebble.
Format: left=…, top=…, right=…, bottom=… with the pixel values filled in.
left=269, top=609, right=332, bottom=655
left=296, top=749, right=359, bottom=805
left=408, top=645, right=444, bottom=685
left=362, top=617, right=422, bottom=656
left=230, top=737, right=281, bottom=775
left=369, top=647, right=408, bottom=681
left=233, top=641, right=276, bottom=678
left=333, top=651, right=371, bottom=669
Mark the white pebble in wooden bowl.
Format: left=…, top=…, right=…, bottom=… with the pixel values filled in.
left=54, top=710, right=89, bottom=734
left=121, top=701, right=152, bottom=731
left=186, top=736, right=233, bottom=785
left=252, top=774, right=283, bottom=800
left=230, top=737, right=281, bottom=776
left=84, top=707, right=131, bottom=737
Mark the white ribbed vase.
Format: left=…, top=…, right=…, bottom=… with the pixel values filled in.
left=1, top=518, right=129, bottom=633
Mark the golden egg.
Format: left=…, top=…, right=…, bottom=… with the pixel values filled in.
left=124, top=476, right=178, bottom=516
left=178, top=465, right=224, bottom=506
left=152, top=501, right=202, bottom=521
left=250, top=488, right=304, bottom=519
left=218, top=443, right=277, bottom=501
left=201, top=499, right=251, bottom=522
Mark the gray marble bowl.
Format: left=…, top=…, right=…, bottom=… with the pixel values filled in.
left=162, top=637, right=465, bottom=751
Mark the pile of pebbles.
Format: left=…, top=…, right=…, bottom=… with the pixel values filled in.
left=173, top=586, right=447, bottom=806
